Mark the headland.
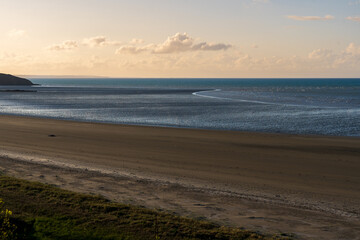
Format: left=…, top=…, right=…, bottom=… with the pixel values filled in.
left=0, top=73, right=34, bottom=85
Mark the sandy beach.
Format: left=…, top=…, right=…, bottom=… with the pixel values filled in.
left=0, top=115, right=359, bottom=239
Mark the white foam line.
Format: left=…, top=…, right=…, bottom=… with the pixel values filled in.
left=193, top=89, right=287, bottom=106
left=192, top=89, right=349, bottom=109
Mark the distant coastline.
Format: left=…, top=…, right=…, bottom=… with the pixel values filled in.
left=23, top=75, right=109, bottom=79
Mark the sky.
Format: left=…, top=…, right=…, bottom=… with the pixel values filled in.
left=0, top=0, right=359, bottom=78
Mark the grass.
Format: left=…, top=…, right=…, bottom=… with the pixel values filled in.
left=0, top=175, right=293, bottom=240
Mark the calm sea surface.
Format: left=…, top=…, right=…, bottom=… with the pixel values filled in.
left=0, top=78, right=359, bottom=136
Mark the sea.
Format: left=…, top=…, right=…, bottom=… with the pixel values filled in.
left=0, top=78, right=359, bottom=137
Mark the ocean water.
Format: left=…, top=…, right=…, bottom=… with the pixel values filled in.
left=0, top=78, right=359, bottom=136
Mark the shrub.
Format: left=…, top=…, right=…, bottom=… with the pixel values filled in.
left=0, top=199, right=16, bottom=240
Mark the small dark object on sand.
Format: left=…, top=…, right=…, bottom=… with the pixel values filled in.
left=48, top=134, right=56, bottom=137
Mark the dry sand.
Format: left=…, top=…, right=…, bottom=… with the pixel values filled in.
left=0, top=115, right=359, bottom=239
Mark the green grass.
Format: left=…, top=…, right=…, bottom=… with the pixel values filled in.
left=0, top=175, right=293, bottom=240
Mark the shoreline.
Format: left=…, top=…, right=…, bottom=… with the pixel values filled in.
left=1, top=113, right=359, bottom=139
left=0, top=115, right=359, bottom=239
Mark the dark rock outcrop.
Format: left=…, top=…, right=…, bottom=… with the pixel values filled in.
left=0, top=73, right=34, bottom=85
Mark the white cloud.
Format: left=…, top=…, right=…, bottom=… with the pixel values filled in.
left=306, top=43, right=360, bottom=62
left=304, top=43, right=360, bottom=70
left=231, top=43, right=360, bottom=74
left=116, top=33, right=231, bottom=55
left=115, top=45, right=152, bottom=54
left=346, top=43, right=360, bottom=54
left=4, top=42, right=360, bottom=77
left=82, top=36, right=107, bottom=47
left=151, top=33, right=231, bottom=53
left=192, top=42, right=231, bottom=51
left=308, top=49, right=333, bottom=59
left=287, top=15, right=334, bottom=21
left=153, top=33, right=194, bottom=53
left=7, top=29, right=26, bottom=38
left=82, top=36, right=122, bottom=47
left=48, top=33, right=230, bottom=56
left=346, top=16, right=360, bottom=22
left=47, top=40, right=78, bottom=51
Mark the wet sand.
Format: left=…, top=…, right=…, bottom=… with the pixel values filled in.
left=0, top=115, right=359, bottom=239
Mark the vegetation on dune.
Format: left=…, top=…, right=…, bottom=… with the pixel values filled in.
left=0, top=175, right=292, bottom=240
left=0, top=198, right=16, bottom=240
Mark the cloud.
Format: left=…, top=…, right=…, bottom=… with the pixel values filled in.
left=115, top=45, right=151, bottom=54
left=287, top=15, right=334, bottom=21
left=192, top=42, right=231, bottom=51
left=4, top=42, right=360, bottom=78
left=152, top=33, right=194, bottom=53
left=47, top=40, right=78, bottom=51
left=154, top=33, right=231, bottom=53
left=251, top=44, right=259, bottom=49
left=346, top=42, right=360, bottom=54
left=346, top=16, right=360, bottom=22
left=230, top=42, right=360, bottom=75
left=308, top=49, right=333, bottom=59
left=306, top=43, right=360, bottom=61
left=7, top=29, right=26, bottom=38
left=130, top=38, right=144, bottom=44
left=116, top=33, right=231, bottom=55
left=82, top=36, right=107, bottom=47
left=304, top=43, right=360, bottom=71
left=82, top=36, right=122, bottom=47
